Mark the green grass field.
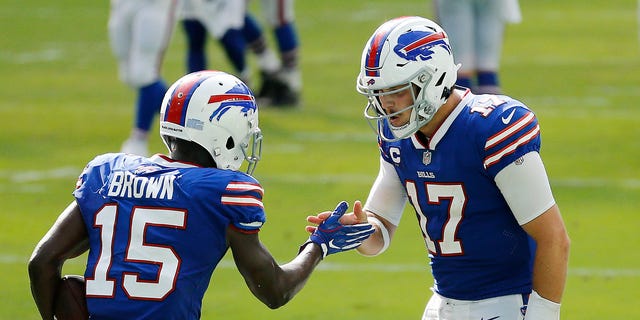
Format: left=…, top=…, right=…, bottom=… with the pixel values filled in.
left=1, top=0, right=639, bottom=318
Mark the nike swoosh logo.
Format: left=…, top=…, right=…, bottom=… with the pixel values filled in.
left=480, top=317, right=500, bottom=320
left=501, top=109, right=516, bottom=124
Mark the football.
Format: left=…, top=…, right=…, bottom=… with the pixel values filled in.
left=54, top=275, right=88, bottom=320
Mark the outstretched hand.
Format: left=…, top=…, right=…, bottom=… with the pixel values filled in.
left=304, top=201, right=374, bottom=258
left=306, top=200, right=368, bottom=233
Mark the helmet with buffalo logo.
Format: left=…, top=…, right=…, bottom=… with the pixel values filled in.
left=356, top=16, right=459, bottom=141
left=159, top=70, right=262, bottom=174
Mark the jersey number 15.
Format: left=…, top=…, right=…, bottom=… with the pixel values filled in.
left=85, top=204, right=186, bottom=300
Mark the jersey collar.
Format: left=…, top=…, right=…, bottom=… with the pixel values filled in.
left=150, top=154, right=202, bottom=168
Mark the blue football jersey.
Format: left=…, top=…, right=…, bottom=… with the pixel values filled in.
left=73, top=153, right=266, bottom=319
left=379, top=90, right=540, bottom=300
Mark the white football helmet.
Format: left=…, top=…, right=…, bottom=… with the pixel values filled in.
left=356, top=16, right=459, bottom=142
left=159, top=70, right=262, bottom=174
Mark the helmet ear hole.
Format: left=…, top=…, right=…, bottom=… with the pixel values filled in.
left=226, top=137, right=235, bottom=150
left=435, top=72, right=446, bottom=86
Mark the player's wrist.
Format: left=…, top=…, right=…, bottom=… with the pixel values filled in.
left=524, top=290, right=561, bottom=320
left=357, top=216, right=390, bottom=257
left=299, top=239, right=327, bottom=259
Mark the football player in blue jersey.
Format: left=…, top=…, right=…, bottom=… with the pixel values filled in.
left=307, top=16, right=570, bottom=319
left=180, top=0, right=301, bottom=107
left=28, top=70, right=374, bottom=320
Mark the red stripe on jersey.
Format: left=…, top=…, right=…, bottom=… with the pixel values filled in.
left=225, top=181, right=264, bottom=196
left=221, top=196, right=264, bottom=208
left=484, top=124, right=540, bottom=168
left=485, top=112, right=535, bottom=150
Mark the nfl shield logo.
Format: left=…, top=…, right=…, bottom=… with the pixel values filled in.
left=422, top=151, right=432, bottom=165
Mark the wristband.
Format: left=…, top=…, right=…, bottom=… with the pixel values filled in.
left=524, top=290, right=561, bottom=320
left=299, top=239, right=324, bottom=258
left=360, top=216, right=390, bottom=256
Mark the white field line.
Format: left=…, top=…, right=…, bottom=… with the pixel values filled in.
left=0, top=167, right=79, bottom=182
left=3, top=254, right=638, bottom=277
left=0, top=48, right=63, bottom=64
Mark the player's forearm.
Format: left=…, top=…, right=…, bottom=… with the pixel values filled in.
left=274, top=243, right=324, bottom=306
left=246, top=242, right=323, bottom=309
left=531, top=233, right=570, bottom=302
left=28, top=254, right=60, bottom=319
left=525, top=238, right=569, bottom=320
left=521, top=205, right=570, bottom=303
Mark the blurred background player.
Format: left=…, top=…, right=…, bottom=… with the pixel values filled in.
left=254, top=0, right=301, bottom=106
left=434, top=0, right=521, bottom=94
left=180, top=0, right=256, bottom=80
left=181, top=0, right=301, bottom=107
left=28, top=71, right=374, bottom=319
left=111, top=0, right=181, bottom=156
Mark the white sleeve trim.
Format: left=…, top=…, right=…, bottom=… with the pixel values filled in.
left=495, top=151, right=556, bottom=225
left=362, top=157, right=407, bottom=226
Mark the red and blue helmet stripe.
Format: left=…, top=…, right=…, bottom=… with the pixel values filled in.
left=364, top=17, right=407, bottom=77
left=163, top=72, right=212, bottom=126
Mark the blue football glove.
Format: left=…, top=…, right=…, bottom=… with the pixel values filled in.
left=304, top=201, right=375, bottom=259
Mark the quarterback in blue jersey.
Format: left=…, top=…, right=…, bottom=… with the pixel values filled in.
left=308, top=17, right=570, bottom=319
left=29, top=71, right=374, bottom=319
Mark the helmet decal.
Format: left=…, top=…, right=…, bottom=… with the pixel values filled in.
left=163, top=74, right=209, bottom=125
left=208, top=83, right=256, bottom=122
left=394, top=31, right=451, bottom=62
